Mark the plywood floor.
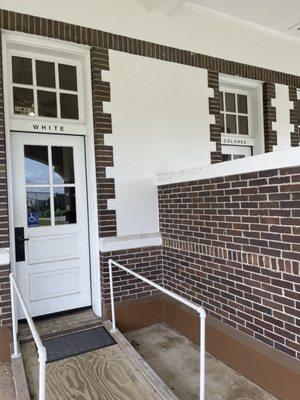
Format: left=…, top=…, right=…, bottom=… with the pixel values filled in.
left=20, top=321, right=177, bottom=400
left=18, top=309, right=100, bottom=343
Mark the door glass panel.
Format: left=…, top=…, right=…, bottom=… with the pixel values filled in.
left=12, top=56, right=33, bottom=85
left=54, top=187, right=76, bottom=225
left=222, top=154, right=232, bottom=162
left=60, top=93, right=79, bottom=119
left=226, top=114, right=237, bottom=133
left=13, top=87, right=34, bottom=116
left=25, top=145, right=49, bottom=184
left=58, top=64, right=77, bottom=91
left=225, top=92, right=236, bottom=112
left=27, top=187, right=51, bottom=227
left=237, top=94, right=248, bottom=113
left=36, top=60, right=55, bottom=88
left=238, top=116, right=249, bottom=135
left=37, top=90, right=57, bottom=117
left=52, top=147, right=74, bottom=184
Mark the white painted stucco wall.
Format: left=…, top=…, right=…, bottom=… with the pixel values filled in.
left=2, top=0, right=300, bottom=76
left=104, top=51, right=213, bottom=236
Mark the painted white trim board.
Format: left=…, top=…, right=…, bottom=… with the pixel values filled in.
left=0, top=248, right=10, bottom=267
left=156, top=147, right=300, bottom=186
left=100, top=233, right=162, bottom=252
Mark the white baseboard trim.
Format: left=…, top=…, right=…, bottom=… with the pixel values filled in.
left=99, top=233, right=162, bottom=252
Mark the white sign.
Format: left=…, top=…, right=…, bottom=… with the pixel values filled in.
left=9, top=119, right=87, bottom=135
left=221, top=134, right=255, bottom=147
left=32, top=123, right=65, bottom=133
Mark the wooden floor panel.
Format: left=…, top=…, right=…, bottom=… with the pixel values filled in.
left=20, top=321, right=177, bottom=400
left=18, top=309, right=100, bottom=343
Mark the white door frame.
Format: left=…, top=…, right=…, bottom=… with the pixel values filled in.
left=2, top=31, right=102, bottom=317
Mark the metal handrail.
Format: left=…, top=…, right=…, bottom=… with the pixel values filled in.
left=10, top=273, right=47, bottom=400
left=108, top=259, right=206, bottom=400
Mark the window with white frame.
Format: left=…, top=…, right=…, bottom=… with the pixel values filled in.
left=9, top=53, right=83, bottom=122
left=219, top=75, right=264, bottom=162
left=220, top=90, right=249, bottom=135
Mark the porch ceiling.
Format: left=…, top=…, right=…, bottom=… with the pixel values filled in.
left=147, top=0, right=300, bottom=37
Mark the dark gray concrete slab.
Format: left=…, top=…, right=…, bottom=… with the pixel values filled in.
left=125, top=323, right=278, bottom=400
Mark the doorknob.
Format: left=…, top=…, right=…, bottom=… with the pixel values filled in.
left=15, top=227, right=28, bottom=262
left=16, top=236, right=29, bottom=243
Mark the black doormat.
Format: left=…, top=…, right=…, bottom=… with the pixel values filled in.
left=44, top=326, right=116, bottom=363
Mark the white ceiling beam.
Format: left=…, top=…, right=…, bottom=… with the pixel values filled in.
left=150, top=0, right=187, bottom=16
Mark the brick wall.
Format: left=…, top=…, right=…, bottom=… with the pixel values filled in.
left=208, top=71, right=222, bottom=164
left=100, top=246, right=162, bottom=304
left=263, top=82, right=277, bottom=152
left=91, top=47, right=117, bottom=236
left=289, top=87, right=300, bottom=147
left=0, top=32, right=11, bottom=327
left=158, top=166, right=300, bottom=359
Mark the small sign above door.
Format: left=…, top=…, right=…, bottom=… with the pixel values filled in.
left=221, top=134, right=255, bottom=147
left=32, top=123, right=65, bottom=133
left=9, top=119, right=86, bottom=135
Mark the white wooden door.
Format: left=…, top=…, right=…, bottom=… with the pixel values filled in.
left=11, top=132, right=91, bottom=318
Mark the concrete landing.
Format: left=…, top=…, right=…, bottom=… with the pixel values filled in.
left=126, top=323, right=278, bottom=400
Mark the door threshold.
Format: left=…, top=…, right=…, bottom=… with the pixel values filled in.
left=18, top=308, right=101, bottom=344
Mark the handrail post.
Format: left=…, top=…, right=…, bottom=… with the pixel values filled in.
left=38, top=346, right=47, bottom=400
left=199, top=309, right=206, bottom=400
left=109, top=259, right=117, bottom=333
left=10, top=273, right=20, bottom=358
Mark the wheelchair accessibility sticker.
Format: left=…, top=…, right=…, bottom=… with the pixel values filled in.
left=28, top=212, right=39, bottom=227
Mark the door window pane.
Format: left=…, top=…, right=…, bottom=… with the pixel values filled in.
left=226, top=114, right=237, bottom=133
left=238, top=116, right=249, bottom=135
left=52, top=147, right=75, bottom=184
left=13, top=87, right=34, bottom=116
left=222, top=154, right=232, bottom=162
left=59, top=64, right=77, bottom=91
left=60, top=93, right=79, bottom=119
left=38, top=90, right=57, bottom=117
left=54, top=187, right=76, bottom=225
left=237, top=94, right=248, bottom=113
left=225, top=92, right=236, bottom=112
left=27, top=187, right=51, bottom=227
left=12, top=56, right=33, bottom=85
left=25, top=145, right=49, bottom=184
left=36, top=60, right=55, bottom=88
